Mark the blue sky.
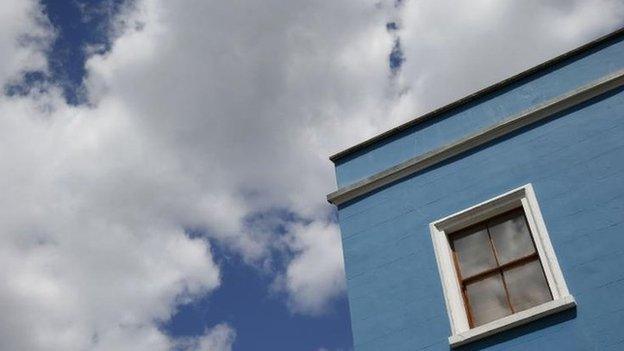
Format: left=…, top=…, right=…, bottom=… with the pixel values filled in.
left=9, top=0, right=125, bottom=104
left=40, top=0, right=125, bottom=104
left=164, top=242, right=353, bottom=350
left=0, top=1, right=622, bottom=351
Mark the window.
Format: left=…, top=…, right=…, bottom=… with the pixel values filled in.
left=450, top=209, right=552, bottom=327
left=429, top=184, right=575, bottom=347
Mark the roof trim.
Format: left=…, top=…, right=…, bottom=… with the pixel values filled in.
left=329, top=26, right=624, bottom=163
left=327, top=68, right=624, bottom=205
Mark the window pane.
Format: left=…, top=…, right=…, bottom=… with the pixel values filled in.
left=465, top=274, right=512, bottom=326
left=504, top=260, right=552, bottom=312
left=452, top=227, right=497, bottom=278
left=489, top=211, right=535, bottom=264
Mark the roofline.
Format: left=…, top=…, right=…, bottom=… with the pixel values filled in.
left=329, top=26, right=624, bottom=163
left=327, top=68, right=624, bottom=205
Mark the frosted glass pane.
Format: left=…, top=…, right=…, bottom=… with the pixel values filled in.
left=452, top=227, right=497, bottom=278
left=466, top=274, right=512, bottom=326
left=489, top=211, right=535, bottom=264
left=504, top=260, right=552, bottom=312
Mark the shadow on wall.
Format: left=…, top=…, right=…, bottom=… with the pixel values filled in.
left=452, top=307, right=577, bottom=351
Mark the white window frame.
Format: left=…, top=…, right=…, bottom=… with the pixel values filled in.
left=429, top=184, right=575, bottom=348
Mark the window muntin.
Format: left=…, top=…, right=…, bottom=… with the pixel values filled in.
left=449, top=208, right=552, bottom=327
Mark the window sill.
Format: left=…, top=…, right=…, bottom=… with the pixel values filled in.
left=449, top=295, right=576, bottom=348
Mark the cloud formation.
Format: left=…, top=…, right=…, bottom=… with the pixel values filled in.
left=277, top=222, right=346, bottom=315
left=397, top=0, right=624, bottom=113
left=0, top=0, right=52, bottom=86
left=0, top=0, right=622, bottom=350
left=177, top=324, right=237, bottom=351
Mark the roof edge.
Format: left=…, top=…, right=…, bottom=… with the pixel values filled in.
left=327, top=68, right=624, bottom=205
left=329, top=26, right=624, bottom=163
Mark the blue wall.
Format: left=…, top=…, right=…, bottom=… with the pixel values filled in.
left=334, top=34, right=624, bottom=351
left=334, top=34, right=624, bottom=188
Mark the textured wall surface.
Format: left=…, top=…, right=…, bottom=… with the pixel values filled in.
left=334, top=34, right=624, bottom=351
left=334, top=34, right=624, bottom=188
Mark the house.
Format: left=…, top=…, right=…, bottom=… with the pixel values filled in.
left=328, top=27, right=624, bottom=350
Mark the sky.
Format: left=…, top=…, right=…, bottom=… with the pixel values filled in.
left=0, top=1, right=623, bottom=350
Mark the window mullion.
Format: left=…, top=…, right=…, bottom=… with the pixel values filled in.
left=485, top=222, right=516, bottom=314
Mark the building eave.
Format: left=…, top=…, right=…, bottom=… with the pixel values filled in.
left=327, top=68, right=624, bottom=205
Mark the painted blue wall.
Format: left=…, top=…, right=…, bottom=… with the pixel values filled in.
left=334, top=34, right=624, bottom=188
left=334, top=34, right=624, bottom=351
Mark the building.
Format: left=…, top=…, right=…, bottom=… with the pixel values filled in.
left=328, top=28, right=624, bottom=350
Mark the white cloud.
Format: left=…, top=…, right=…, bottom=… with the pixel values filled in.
left=0, top=90, right=222, bottom=350
left=397, top=0, right=624, bottom=114
left=0, top=0, right=52, bottom=85
left=0, top=1, right=223, bottom=350
left=0, top=0, right=623, bottom=350
left=176, top=324, right=237, bottom=351
left=277, top=222, right=346, bottom=315
left=81, top=0, right=402, bottom=310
